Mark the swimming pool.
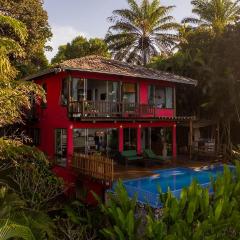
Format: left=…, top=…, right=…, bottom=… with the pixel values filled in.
left=112, top=165, right=235, bottom=207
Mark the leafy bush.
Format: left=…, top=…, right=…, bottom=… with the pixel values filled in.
left=101, top=163, right=240, bottom=240
left=0, top=138, right=64, bottom=211
left=54, top=201, right=100, bottom=240
left=0, top=186, right=55, bottom=240
left=0, top=139, right=65, bottom=239
left=97, top=181, right=142, bottom=240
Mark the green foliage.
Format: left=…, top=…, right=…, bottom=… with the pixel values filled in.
left=0, top=140, right=63, bottom=239
left=150, top=23, right=240, bottom=148
left=182, top=0, right=240, bottom=34
left=101, top=164, right=240, bottom=240
left=0, top=138, right=64, bottom=211
left=0, top=220, right=35, bottom=240
left=0, top=13, right=45, bottom=127
left=51, top=36, right=110, bottom=64
left=106, top=0, right=179, bottom=65
left=98, top=181, right=141, bottom=240
left=0, top=0, right=52, bottom=76
left=54, top=201, right=99, bottom=240
left=0, top=186, right=54, bottom=240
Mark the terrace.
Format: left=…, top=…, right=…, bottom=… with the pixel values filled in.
left=72, top=152, right=226, bottom=184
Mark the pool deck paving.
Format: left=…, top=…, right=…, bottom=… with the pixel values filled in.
left=114, top=157, right=229, bottom=180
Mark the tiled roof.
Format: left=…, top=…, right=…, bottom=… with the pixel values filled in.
left=24, top=55, right=197, bottom=85
left=57, top=55, right=197, bottom=85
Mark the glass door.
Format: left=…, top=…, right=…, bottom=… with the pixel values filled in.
left=142, top=128, right=151, bottom=150
left=55, top=129, right=67, bottom=167
left=122, top=83, right=137, bottom=112
left=123, top=128, right=137, bottom=150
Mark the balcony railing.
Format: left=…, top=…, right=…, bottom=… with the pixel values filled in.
left=68, top=100, right=157, bottom=119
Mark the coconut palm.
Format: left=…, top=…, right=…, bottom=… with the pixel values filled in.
left=182, top=0, right=240, bottom=33
left=106, top=0, right=179, bottom=65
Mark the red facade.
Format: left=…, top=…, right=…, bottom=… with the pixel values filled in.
left=30, top=69, right=185, bottom=168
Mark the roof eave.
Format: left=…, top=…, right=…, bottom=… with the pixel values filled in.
left=24, top=66, right=197, bottom=86
left=62, top=67, right=197, bottom=86
left=23, top=67, right=62, bottom=81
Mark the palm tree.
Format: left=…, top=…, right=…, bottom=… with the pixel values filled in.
left=182, top=0, right=240, bottom=34
left=105, top=0, right=179, bottom=65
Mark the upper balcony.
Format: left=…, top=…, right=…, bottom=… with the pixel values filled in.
left=64, top=75, right=179, bottom=120
left=68, top=100, right=160, bottom=119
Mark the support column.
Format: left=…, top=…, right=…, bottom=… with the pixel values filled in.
left=137, top=125, right=142, bottom=154
left=67, top=125, right=73, bottom=168
left=172, top=123, right=177, bottom=159
left=189, top=119, right=193, bottom=160
left=119, top=125, right=123, bottom=153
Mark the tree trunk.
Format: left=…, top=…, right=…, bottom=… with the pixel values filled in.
left=142, top=48, right=147, bottom=66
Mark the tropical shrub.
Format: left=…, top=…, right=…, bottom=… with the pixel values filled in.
left=54, top=201, right=100, bottom=240
left=0, top=138, right=64, bottom=211
left=0, top=186, right=53, bottom=240
left=97, top=181, right=142, bottom=240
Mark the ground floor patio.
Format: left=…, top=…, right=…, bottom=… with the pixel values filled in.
left=53, top=121, right=179, bottom=167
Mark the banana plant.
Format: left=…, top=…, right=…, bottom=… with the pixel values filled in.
left=98, top=181, right=142, bottom=240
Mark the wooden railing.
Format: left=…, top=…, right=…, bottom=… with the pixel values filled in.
left=68, top=100, right=156, bottom=118
left=72, top=153, right=114, bottom=183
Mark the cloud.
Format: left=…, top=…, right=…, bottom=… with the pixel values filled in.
left=45, top=25, right=87, bottom=62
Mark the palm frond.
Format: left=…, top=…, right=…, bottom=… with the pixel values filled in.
left=0, top=220, right=35, bottom=240
left=106, top=0, right=177, bottom=65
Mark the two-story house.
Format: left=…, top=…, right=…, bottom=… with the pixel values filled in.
left=26, top=55, right=197, bottom=169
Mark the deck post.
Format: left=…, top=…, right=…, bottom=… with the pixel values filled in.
left=189, top=119, right=193, bottom=160
left=137, top=125, right=142, bottom=154
left=119, top=125, right=123, bottom=153
left=172, top=123, right=177, bottom=159
left=67, top=125, right=74, bottom=168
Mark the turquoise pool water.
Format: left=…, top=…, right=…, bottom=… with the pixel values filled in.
left=112, top=165, right=235, bottom=207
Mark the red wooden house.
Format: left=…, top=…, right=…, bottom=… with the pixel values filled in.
left=26, top=55, right=197, bottom=172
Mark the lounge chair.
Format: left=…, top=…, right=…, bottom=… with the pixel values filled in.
left=143, top=149, right=168, bottom=162
left=120, top=150, right=144, bottom=167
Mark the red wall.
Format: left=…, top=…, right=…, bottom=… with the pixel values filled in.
left=33, top=71, right=176, bottom=158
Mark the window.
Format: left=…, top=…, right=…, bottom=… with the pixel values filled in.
left=73, top=128, right=118, bottom=156
left=148, top=85, right=154, bottom=105
left=148, top=86, right=174, bottom=109
left=71, top=78, right=85, bottom=101
left=55, top=129, right=67, bottom=167
left=165, top=87, right=173, bottom=109
left=155, top=87, right=166, bottom=108
left=61, top=78, right=68, bottom=105
left=122, top=83, right=137, bottom=103
left=41, top=83, right=47, bottom=108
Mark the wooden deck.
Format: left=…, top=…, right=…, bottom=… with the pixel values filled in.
left=114, top=157, right=228, bottom=181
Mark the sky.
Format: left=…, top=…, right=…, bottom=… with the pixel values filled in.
left=43, top=0, right=193, bottom=61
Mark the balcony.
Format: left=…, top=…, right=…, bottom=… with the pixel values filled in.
left=68, top=100, right=173, bottom=120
